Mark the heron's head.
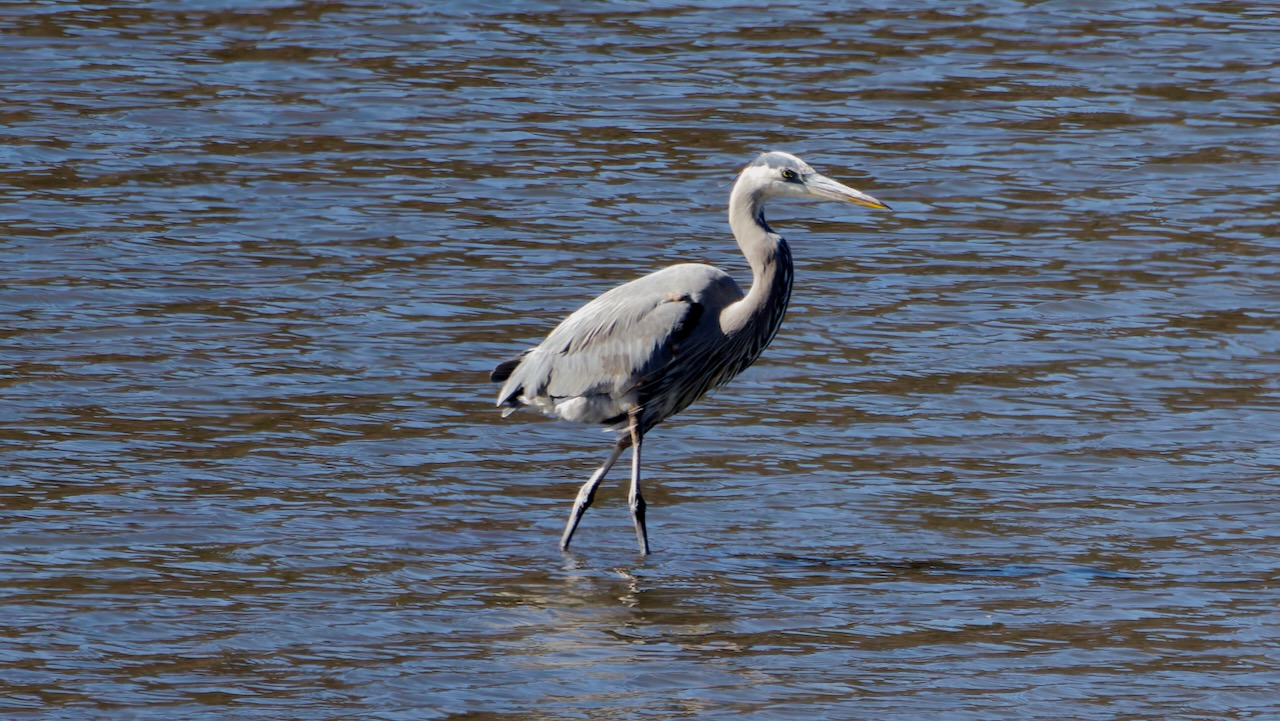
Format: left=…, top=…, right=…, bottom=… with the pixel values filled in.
left=740, top=151, right=889, bottom=210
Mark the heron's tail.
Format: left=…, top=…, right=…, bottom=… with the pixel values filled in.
left=490, top=356, right=523, bottom=383
left=491, top=351, right=532, bottom=416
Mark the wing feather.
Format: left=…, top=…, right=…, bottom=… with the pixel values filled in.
left=494, top=264, right=743, bottom=426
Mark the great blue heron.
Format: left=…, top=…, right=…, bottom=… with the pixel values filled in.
left=491, top=151, right=888, bottom=554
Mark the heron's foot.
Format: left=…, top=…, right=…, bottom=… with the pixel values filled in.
left=630, top=495, right=650, bottom=555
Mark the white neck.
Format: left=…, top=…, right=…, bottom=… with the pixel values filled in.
left=720, top=175, right=793, bottom=338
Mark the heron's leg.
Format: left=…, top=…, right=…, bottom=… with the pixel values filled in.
left=560, top=439, right=627, bottom=551
left=627, top=409, right=650, bottom=556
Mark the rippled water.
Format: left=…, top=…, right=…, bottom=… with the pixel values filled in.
left=4, top=1, right=1280, bottom=719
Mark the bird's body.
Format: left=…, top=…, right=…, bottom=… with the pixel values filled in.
left=495, top=263, right=745, bottom=430
left=492, top=152, right=887, bottom=554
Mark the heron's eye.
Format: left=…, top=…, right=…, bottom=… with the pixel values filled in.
left=781, top=169, right=799, bottom=182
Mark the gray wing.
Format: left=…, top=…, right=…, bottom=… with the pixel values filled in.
left=494, top=263, right=743, bottom=427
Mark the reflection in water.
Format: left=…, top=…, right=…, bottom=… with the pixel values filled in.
left=3, top=1, right=1279, bottom=719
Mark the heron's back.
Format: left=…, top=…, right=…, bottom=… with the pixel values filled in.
left=494, top=263, right=746, bottom=430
